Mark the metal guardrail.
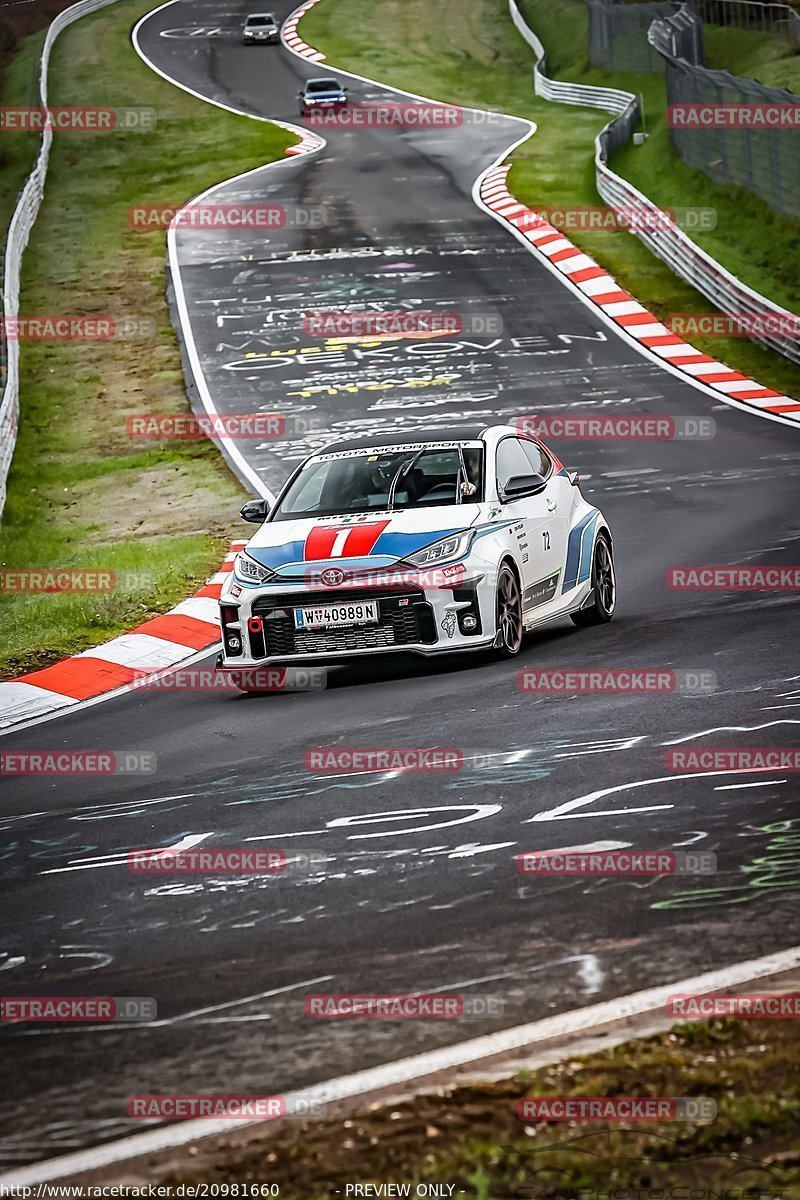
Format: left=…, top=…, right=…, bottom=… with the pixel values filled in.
left=0, top=0, right=121, bottom=520
left=511, top=1, right=633, bottom=111
left=586, top=0, right=691, bottom=74
left=647, top=3, right=707, bottom=61
left=650, top=13, right=800, bottom=219
left=508, top=0, right=800, bottom=366
left=693, top=0, right=800, bottom=49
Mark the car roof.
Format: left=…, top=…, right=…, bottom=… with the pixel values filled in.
left=306, top=77, right=341, bottom=86
left=246, top=13, right=275, bottom=20
left=317, top=427, right=489, bottom=455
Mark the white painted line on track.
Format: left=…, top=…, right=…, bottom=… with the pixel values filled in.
left=3, top=945, right=799, bottom=1185
left=131, top=0, right=326, bottom=501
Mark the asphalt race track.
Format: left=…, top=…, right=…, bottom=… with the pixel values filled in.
left=1, top=0, right=799, bottom=1171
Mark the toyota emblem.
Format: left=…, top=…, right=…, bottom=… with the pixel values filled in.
left=321, top=567, right=347, bottom=587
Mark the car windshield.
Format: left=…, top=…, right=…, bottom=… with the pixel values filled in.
left=247, top=15, right=274, bottom=25
left=307, top=80, right=340, bottom=93
left=272, top=447, right=484, bottom=521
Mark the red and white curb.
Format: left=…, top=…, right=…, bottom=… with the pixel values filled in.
left=481, top=165, right=800, bottom=423
left=273, top=118, right=325, bottom=156
left=282, top=0, right=326, bottom=63
left=0, top=542, right=246, bottom=732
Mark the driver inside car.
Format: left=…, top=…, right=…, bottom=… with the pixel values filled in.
left=461, top=449, right=481, bottom=497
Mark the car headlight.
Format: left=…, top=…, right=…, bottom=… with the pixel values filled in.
left=234, top=552, right=274, bottom=584
left=406, top=531, right=474, bottom=567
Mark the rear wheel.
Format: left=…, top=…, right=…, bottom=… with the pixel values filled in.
left=570, top=534, right=615, bottom=627
left=494, top=565, right=523, bottom=658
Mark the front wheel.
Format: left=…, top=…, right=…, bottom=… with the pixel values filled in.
left=494, top=565, right=523, bottom=658
left=570, top=533, right=615, bottom=627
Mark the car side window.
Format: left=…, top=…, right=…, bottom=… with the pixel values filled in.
left=496, top=438, right=536, bottom=493
left=519, top=438, right=551, bottom=478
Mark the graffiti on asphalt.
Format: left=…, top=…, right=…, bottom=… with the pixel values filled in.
left=652, top=819, right=800, bottom=909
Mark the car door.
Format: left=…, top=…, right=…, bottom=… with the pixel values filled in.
left=495, top=437, right=567, bottom=616
left=519, top=437, right=571, bottom=594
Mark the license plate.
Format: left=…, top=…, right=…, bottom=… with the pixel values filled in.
left=294, top=601, right=379, bottom=629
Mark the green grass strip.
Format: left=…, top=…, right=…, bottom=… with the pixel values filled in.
left=0, top=0, right=296, bottom=679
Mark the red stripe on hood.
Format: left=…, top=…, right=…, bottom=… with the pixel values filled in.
left=304, top=520, right=391, bottom=560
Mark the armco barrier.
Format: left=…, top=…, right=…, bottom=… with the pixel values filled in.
left=693, top=0, right=800, bottom=50
left=509, top=0, right=800, bottom=367
left=0, top=0, right=122, bottom=521
left=650, top=12, right=800, bottom=220
left=585, top=0, right=700, bottom=75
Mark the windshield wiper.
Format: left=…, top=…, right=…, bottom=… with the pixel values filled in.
left=387, top=449, right=424, bottom=511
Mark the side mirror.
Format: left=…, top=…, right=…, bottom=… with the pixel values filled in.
left=568, top=470, right=580, bottom=487
left=499, top=473, right=546, bottom=501
left=240, top=499, right=270, bottom=523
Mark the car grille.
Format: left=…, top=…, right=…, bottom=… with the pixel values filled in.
left=250, top=589, right=436, bottom=657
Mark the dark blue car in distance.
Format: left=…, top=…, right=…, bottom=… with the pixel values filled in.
left=299, top=77, right=348, bottom=117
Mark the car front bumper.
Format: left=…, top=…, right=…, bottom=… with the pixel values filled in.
left=218, top=566, right=495, bottom=668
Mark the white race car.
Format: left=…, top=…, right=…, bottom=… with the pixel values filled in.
left=217, top=425, right=615, bottom=688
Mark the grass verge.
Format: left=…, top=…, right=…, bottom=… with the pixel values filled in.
left=0, top=0, right=296, bottom=680
left=299, top=0, right=800, bottom=401
left=157, top=1018, right=800, bottom=1196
